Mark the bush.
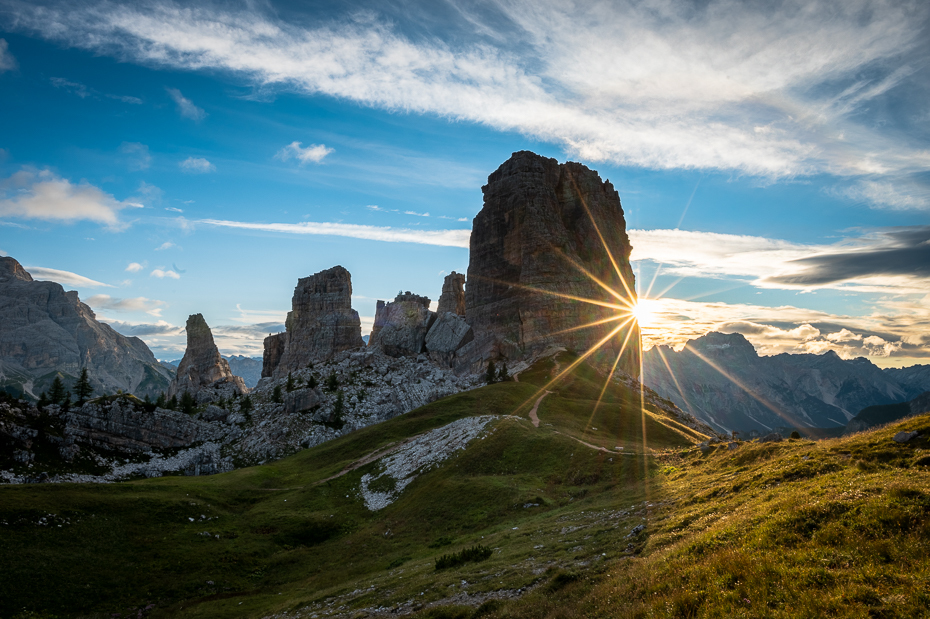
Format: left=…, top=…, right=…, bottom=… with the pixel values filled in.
left=272, top=384, right=283, bottom=403
left=286, top=372, right=295, bottom=392
left=486, top=361, right=497, bottom=384
left=325, top=372, right=339, bottom=392
left=308, top=374, right=318, bottom=389
left=435, top=545, right=493, bottom=570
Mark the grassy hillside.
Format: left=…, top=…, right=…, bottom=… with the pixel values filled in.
left=6, top=355, right=927, bottom=619
left=0, top=358, right=699, bottom=619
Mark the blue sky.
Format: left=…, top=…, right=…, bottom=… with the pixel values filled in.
left=1, top=0, right=928, bottom=366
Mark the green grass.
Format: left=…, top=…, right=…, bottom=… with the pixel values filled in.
left=1, top=359, right=692, bottom=619
left=9, top=355, right=925, bottom=618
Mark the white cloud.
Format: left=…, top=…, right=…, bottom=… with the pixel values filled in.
left=275, top=142, right=333, bottom=164
left=179, top=157, right=215, bottom=173
left=826, top=328, right=861, bottom=343
left=154, top=241, right=175, bottom=251
left=833, top=179, right=929, bottom=211
left=85, top=294, right=166, bottom=316
left=0, top=168, right=140, bottom=228
left=233, top=304, right=288, bottom=324
left=50, top=77, right=90, bottom=97
left=165, top=206, right=183, bottom=213
left=6, top=1, right=928, bottom=183
left=0, top=39, right=16, bottom=72
left=150, top=268, right=180, bottom=279
left=125, top=262, right=144, bottom=273
left=630, top=227, right=930, bottom=295
left=404, top=210, right=429, bottom=217
left=119, top=142, right=151, bottom=171
left=198, top=218, right=470, bottom=248
left=166, top=87, right=206, bottom=121
left=24, top=266, right=112, bottom=288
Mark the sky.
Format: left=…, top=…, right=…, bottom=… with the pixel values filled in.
left=0, top=0, right=928, bottom=367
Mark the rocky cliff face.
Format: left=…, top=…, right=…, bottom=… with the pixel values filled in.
left=368, top=292, right=436, bottom=357
left=437, top=272, right=466, bottom=316
left=262, top=266, right=364, bottom=379
left=463, top=151, right=640, bottom=376
left=168, top=314, right=247, bottom=401
left=643, top=332, right=918, bottom=433
left=0, top=256, right=172, bottom=399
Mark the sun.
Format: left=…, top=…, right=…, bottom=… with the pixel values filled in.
left=629, top=298, right=657, bottom=326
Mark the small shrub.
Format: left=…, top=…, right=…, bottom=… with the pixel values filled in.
left=435, top=545, right=493, bottom=570
left=325, top=372, right=339, bottom=392
left=307, top=374, right=319, bottom=389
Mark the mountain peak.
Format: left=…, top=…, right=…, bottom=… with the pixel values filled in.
left=0, top=257, right=34, bottom=283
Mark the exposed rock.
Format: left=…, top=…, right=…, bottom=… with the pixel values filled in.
left=368, top=292, right=436, bottom=358
left=425, top=312, right=474, bottom=367
left=463, top=151, right=640, bottom=375
left=893, top=430, right=919, bottom=443
left=437, top=272, right=466, bottom=316
left=169, top=314, right=247, bottom=401
left=65, top=398, right=223, bottom=453
left=0, top=256, right=172, bottom=399
left=224, top=355, right=263, bottom=389
left=284, top=388, right=321, bottom=415
left=262, top=266, right=365, bottom=379
left=758, top=433, right=783, bottom=443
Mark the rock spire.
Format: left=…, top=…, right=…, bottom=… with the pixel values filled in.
left=463, top=151, right=641, bottom=376
left=262, top=266, right=364, bottom=379
left=437, top=272, right=466, bottom=316
left=168, top=314, right=247, bottom=400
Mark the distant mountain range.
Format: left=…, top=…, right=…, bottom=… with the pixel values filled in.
left=643, top=332, right=930, bottom=434
left=0, top=257, right=172, bottom=399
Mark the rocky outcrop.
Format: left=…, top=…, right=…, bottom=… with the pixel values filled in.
left=262, top=266, right=365, bottom=379
left=437, top=272, right=466, bottom=316
left=168, top=314, right=247, bottom=401
left=425, top=312, right=474, bottom=367
left=0, top=256, right=172, bottom=399
left=368, top=292, right=436, bottom=357
left=643, top=332, right=917, bottom=433
left=463, top=151, right=640, bottom=376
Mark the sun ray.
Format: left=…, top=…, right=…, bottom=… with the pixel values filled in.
left=584, top=324, right=636, bottom=436
left=469, top=274, right=631, bottom=311
left=552, top=247, right=632, bottom=306
left=548, top=313, right=628, bottom=337
left=653, top=345, right=704, bottom=425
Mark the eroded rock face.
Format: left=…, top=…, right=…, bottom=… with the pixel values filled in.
left=262, top=266, right=365, bottom=379
left=168, top=314, right=247, bottom=400
left=437, top=272, right=466, bottom=316
left=368, top=292, right=436, bottom=357
left=0, top=256, right=172, bottom=399
left=425, top=312, right=474, bottom=367
left=463, top=151, right=640, bottom=376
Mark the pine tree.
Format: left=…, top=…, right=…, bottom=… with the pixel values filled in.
left=272, top=384, right=283, bottom=403
left=486, top=360, right=497, bottom=384
left=61, top=391, right=72, bottom=411
left=155, top=392, right=166, bottom=408
left=48, top=376, right=67, bottom=405
left=180, top=391, right=197, bottom=415
left=325, top=371, right=339, bottom=392
left=240, top=394, right=253, bottom=421
left=37, top=391, right=49, bottom=408
left=167, top=394, right=178, bottom=410
left=74, top=368, right=93, bottom=405
left=497, top=363, right=509, bottom=382
left=332, top=390, right=345, bottom=423
left=286, top=372, right=295, bottom=392
left=308, top=374, right=319, bottom=389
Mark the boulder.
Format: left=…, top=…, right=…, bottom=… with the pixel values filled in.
left=462, top=151, right=640, bottom=375
left=284, top=388, right=321, bottom=415
left=424, top=312, right=474, bottom=367
left=368, top=292, right=436, bottom=357
left=262, top=266, right=364, bottom=379
left=168, top=314, right=248, bottom=400
left=893, top=430, right=919, bottom=443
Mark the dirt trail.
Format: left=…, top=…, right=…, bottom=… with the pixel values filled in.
left=528, top=391, right=552, bottom=428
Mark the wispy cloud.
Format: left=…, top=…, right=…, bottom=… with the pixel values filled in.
left=154, top=241, right=175, bottom=251
left=50, top=76, right=141, bottom=104
left=6, top=0, right=928, bottom=188
left=404, top=210, right=429, bottom=217
left=179, top=157, right=215, bottom=173
left=150, top=268, right=180, bottom=279
left=0, top=168, right=142, bottom=228
left=198, top=218, right=470, bottom=247
left=24, top=265, right=112, bottom=288
left=119, top=142, right=151, bottom=171
left=0, top=38, right=16, bottom=72
left=85, top=294, right=166, bottom=316
left=275, top=141, right=333, bottom=164
left=630, top=226, right=930, bottom=294
left=166, top=87, right=206, bottom=121
left=125, top=262, right=144, bottom=273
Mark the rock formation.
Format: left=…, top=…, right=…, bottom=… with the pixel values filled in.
left=463, top=151, right=641, bottom=375
left=437, top=272, right=466, bottom=316
left=168, top=314, right=247, bottom=401
left=262, top=266, right=364, bottom=379
left=0, top=256, right=172, bottom=399
left=368, top=292, right=436, bottom=357
left=425, top=312, right=474, bottom=367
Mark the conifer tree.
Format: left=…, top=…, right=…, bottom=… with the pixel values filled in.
left=74, top=368, right=93, bottom=405
left=486, top=360, right=497, bottom=384
left=48, top=376, right=67, bottom=405
left=286, top=372, right=295, bottom=392
left=61, top=391, right=72, bottom=411
left=325, top=371, right=339, bottom=392
left=498, top=363, right=509, bottom=382
left=155, top=392, right=166, bottom=408
left=167, top=394, right=178, bottom=410
left=308, top=374, right=318, bottom=389
left=180, top=391, right=197, bottom=415
left=272, top=384, right=283, bottom=403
